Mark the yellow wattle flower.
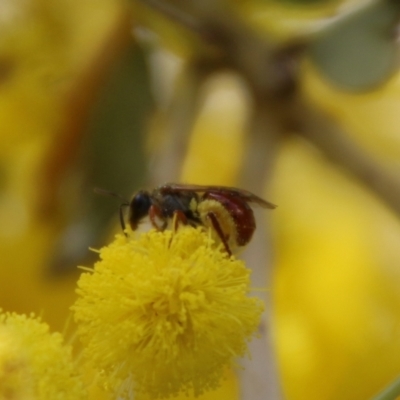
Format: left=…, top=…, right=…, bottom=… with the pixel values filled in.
left=72, top=227, right=264, bottom=399
left=0, top=312, right=85, bottom=400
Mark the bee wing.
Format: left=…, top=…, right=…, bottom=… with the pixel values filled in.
left=160, top=183, right=277, bottom=209
left=232, top=190, right=277, bottom=209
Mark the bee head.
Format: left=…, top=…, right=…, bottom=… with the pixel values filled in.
left=128, top=190, right=152, bottom=230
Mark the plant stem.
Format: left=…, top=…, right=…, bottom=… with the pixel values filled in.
left=372, top=376, right=400, bottom=400
left=238, top=101, right=283, bottom=400
left=136, top=0, right=203, bottom=34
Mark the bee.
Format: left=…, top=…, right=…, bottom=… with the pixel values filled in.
left=119, top=183, right=276, bottom=256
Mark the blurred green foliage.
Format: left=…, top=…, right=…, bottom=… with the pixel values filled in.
left=310, top=0, right=400, bottom=90
left=49, top=41, right=153, bottom=274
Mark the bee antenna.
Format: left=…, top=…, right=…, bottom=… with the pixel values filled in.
left=93, top=187, right=129, bottom=203
left=119, top=203, right=128, bottom=232
left=94, top=187, right=130, bottom=232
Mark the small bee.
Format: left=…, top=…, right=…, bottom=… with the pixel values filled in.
left=103, top=183, right=276, bottom=256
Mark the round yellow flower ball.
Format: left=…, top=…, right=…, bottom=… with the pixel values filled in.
left=73, top=227, right=264, bottom=399
left=0, top=312, right=85, bottom=400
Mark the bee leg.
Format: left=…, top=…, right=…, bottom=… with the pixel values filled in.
left=119, top=203, right=129, bottom=234
left=206, top=212, right=232, bottom=256
left=149, top=205, right=167, bottom=230
left=172, top=210, right=188, bottom=231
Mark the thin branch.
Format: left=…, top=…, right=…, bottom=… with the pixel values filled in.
left=136, top=0, right=203, bottom=35
left=372, top=375, right=400, bottom=400
left=238, top=102, right=283, bottom=400
left=295, top=98, right=400, bottom=217
left=148, top=59, right=208, bottom=186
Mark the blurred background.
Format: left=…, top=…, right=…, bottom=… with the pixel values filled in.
left=1, top=0, right=400, bottom=399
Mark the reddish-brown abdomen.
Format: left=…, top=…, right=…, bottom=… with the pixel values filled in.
left=203, top=191, right=256, bottom=246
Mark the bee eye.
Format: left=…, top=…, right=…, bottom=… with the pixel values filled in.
left=129, top=191, right=152, bottom=230
left=132, top=192, right=151, bottom=216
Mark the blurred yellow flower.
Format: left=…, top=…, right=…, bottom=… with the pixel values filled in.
left=0, top=311, right=85, bottom=400
left=73, top=227, right=264, bottom=399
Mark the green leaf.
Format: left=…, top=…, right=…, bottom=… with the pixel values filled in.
left=371, top=375, right=400, bottom=400
left=310, top=0, right=400, bottom=90
left=50, top=41, right=154, bottom=274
